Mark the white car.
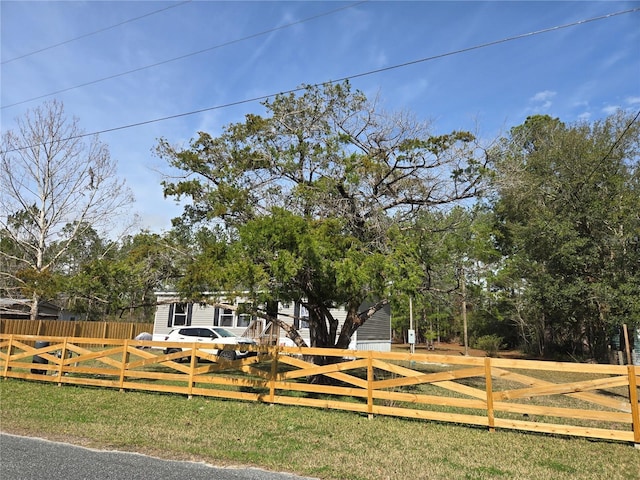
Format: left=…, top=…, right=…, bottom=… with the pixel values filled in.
left=163, top=326, right=256, bottom=361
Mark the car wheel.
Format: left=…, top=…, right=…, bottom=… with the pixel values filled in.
left=166, top=348, right=187, bottom=362
left=218, top=349, right=236, bottom=361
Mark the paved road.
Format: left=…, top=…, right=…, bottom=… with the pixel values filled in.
left=0, top=433, right=317, bottom=480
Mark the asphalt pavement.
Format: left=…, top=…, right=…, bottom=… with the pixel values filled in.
left=0, top=433, right=318, bottom=480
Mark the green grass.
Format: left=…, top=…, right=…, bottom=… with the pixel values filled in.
left=1, top=379, right=639, bottom=479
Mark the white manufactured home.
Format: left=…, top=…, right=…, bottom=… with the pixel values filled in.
left=152, top=292, right=391, bottom=352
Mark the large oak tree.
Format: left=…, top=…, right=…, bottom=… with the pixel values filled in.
left=156, top=82, right=488, bottom=348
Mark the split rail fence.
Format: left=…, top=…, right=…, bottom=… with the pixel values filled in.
left=1, top=333, right=638, bottom=446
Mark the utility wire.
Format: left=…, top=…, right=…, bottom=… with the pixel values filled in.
left=1, top=7, right=638, bottom=154
left=1, top=1, right=369, bottom=110
left=503, top=108, right=640, bottom=257
left=582, top=108, right=640, bottom=185
left=1, top=1, right=192, bottom=65
left=346, top=7, right=640, bottom=82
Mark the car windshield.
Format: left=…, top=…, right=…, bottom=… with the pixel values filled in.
left=213, top=328, right=236, bottom=338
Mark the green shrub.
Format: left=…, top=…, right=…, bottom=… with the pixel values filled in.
left=474, top=334, right=504, bottom=357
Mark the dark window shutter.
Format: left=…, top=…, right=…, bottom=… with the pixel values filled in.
left=168, top=304, right=174, bottom=327
left=294, top=303, right=300, bottom=329
left=187, top=303, right=193, bottom=326
left=213, top=307, right=219, bottom=326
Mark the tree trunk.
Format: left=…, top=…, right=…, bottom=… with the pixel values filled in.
left=461, top=271, right=468, bottom=356
left=30, top=291, right=39, bottom=321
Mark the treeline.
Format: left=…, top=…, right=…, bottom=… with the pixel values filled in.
left=393, top=112, right=640, bottom=361
left=0, top=226, right=182, bottom=323
left=1, top=90, right=638, bottom=361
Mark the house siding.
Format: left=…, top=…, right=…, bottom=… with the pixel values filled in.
left=153, top=293, right=390, bottom=352
left=357, top=301, right=391, bottom=341
left=352, top=301, right=391, bottom=352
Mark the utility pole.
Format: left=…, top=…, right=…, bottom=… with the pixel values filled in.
left=461, top=267, right=468, bottom=356
left=409, top=296, right=415, bottom=354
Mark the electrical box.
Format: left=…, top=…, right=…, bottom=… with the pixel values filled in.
left=408, top=329, right=416, bottom=344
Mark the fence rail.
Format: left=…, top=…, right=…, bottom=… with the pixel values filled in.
left=1, top=334, right=638, bottom=445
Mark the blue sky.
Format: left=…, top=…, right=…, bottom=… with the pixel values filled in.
left=2, top=1, right=639, bottom=234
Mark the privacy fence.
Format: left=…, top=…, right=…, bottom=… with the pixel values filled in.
left=0, top=319, right=152, bottom=341
left=1, top=334, right=638, bottom=446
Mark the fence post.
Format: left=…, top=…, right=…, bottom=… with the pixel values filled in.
left=2, top=335, right=14, bottom=377
left=119, top=339, right=130, bottom=392
left=367, top=351, right=374, bottom=420
left=628, top=365, right=639, bottom=448
left=268, top=346, right=279, bottom=404
left=56, top=338, right=69, bottom=386
left=188, top=343, right=197, bottom=399
left=484, top=357, right=495, bottom=433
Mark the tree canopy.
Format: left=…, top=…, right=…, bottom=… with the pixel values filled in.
left=156, top=82, right=489, bottom=348
left=5, top=97, right=637, bottom=364
left=490, top=112, right=640, bottom=359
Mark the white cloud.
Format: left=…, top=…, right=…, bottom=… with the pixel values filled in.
left=577, top=112, right=591, bottom=121
left=626, top=96, right=640, bottom=106
left=528, top=90, right=557, bottom=111
left=600, top=51, right=626, bottom=70
left=530, top=90, right=557, bottom=103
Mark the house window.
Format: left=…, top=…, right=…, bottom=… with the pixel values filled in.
left=168, top=303, right=192, bottom=327
left=219, top=308, right=234, bottom=327
left=237, top=304, right=252, bottom=328
left=212, top=304, right=253, bottom=328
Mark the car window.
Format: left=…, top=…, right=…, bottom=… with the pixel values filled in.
left=179, top=328, right=199, bottom=337
left=199, top=329, right=215, bottom=338
left=213, top=327, right=236, bottom=338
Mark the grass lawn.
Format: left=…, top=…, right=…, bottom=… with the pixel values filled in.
left=1, top=378, right=639, bottom=480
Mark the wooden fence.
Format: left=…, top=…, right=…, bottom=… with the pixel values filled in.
left=0, top=319, right=152, bottom=341
left=1, top=334, right=638, bottom=446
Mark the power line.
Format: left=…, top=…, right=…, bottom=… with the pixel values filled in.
left=582, top=108, right=640, bottom=185
left=504, top=108, right=640, bottom=257
left=1, top=7, right=638, bottom=154
left=1, top=1, right=369, bottom=110
left=345, top=7, right=640, bottom=82
left=1, top=1, right=193, bottom=65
